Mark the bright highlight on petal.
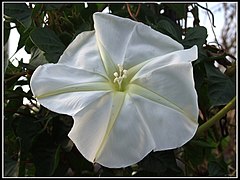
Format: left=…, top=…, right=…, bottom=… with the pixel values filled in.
left=30, top=12, right=199, bottom=168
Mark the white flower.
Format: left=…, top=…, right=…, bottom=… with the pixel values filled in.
left=30, top=12, right=199, bottom=168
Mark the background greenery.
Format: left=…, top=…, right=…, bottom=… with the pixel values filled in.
left=3, top=2, right=236, bottom=177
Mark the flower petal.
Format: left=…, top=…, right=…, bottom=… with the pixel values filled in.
left=69, top=92, right=128, bottom=164
left=58, top=31, right=107, bottom=77
left=69, top=92, right=157, bottom=168
left=94, top=93, right=155, bottom=168
left=30, top=64, right=111, bottom=116
left=68, top=92, right=113, bottom=162
left=129, top=45, right=198, bottom=81
left=128, top=92, right=198, bottom=151
left=130, top=46, right=199, bottom=122
left=93, top=12, right=183, bottom=69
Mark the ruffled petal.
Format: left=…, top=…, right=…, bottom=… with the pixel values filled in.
left=58, top=31, right=107, bottom=77
left=130, top=46, right=199, bottom=122
left=69, top=92, right=156, bottom=168
left=94, top=93, right=155, bottom=168
left=30, top=64, right=111, bottom=116
left=68, top=92, right=113, bottom=162
left=128, top=93, right=198, bottom=151
left=93, top=12, right=183, bottom=69
left=69, top=92, right=132, bottom=165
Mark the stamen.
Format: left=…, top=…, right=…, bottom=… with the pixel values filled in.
left=113, top=64, right=128, bottom=90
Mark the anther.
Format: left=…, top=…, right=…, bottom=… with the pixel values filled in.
left=113, top=64, right=128, bottom=90
left=114, top=72, right=119, bottom=77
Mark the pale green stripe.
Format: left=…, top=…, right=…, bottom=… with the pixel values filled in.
left=94, top=92, right=126, bottom=161
left=127, top=60, right=150, bottom=78
left=36, top=82, right=112, bottom=99
left=128, top=84, right=196, bottom=123
left=96, top=34, right=117, bottom=77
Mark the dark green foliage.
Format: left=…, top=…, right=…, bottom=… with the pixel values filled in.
left=4, top=3, right=32, bottom=29
left=137, top=150, right=184, bottom=176
left=3, top=2, right=236, bottom=177
left=182, top=26, right=208, bottom=48
left=204, top=62, right=235, bottom=107
left=156, top=19, right=182, bottom=43
left=208, top=159, right=228, bottom=177
left=164, top=3, right=187, bottom=20
left=31, top=132, right=60, bottom=176
left=30, top=27, right=66, bottom=63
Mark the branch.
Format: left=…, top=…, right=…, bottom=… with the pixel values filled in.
left=195, top=96, right=236, bottom=137
left=196, top=3, right=215, bottom=27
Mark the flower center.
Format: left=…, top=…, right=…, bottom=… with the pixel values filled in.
left=113, top=64, right=128, bottom=91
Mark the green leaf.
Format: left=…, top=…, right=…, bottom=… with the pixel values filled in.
left=4, top=65, right=22, bottom=90
left=204, top=62, right=235, bottom=107
left=16, top=24, right=34, bottom=52
left=164, top=3, right=187, bottom=19
left=193, top=61, right=211, bottom=113
left=31, top=3, right=44, bottom=17
left=31, top=131, right=60, bottom=176
left=182, top=26, right=208, bottom=48
left=30, top=27, right=66, bottom=63
left=220, top=136, right=230, bottom=149
left=96, top=3, right=107, bottom=11
left=156, top=19, right=182, bottom=42
left=189, top=139, right=218, bottom=149
left=208, top=159, right=228, bottom=176
left=59, top=32, right=74, bottom=47
left=64, top=145, right=93, bottom=176
left=29, top=47, right=49, bottom=68
left=5, top=87, right=24, bottom=112
left=184, top=142, right=210, bottom=167
left=109, top=3, right=129, bottom=17
left=16, top=116, right=42, bottom=155
left=50, top=146, right=61, bottom=176
left=44, top=3, right=65, bottom=11
left=25, top=37, right=35, bottom=54
left=138, top=150, right=183, bottom=176
left=52, top=115, right=73, bottom=145
left=4, top=3, right=32, bottom=29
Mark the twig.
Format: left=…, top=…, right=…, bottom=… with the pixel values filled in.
left=135, top=4, right=141, bottom=18
left=196, top=3, right=215, bottom=27
left=126, top=4, right=137, bottom=21
left=205, top=3, right=221, bottom=48
left=126, top=3, right=141, bottom=21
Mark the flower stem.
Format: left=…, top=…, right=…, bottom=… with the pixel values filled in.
left=195, top=96, right=236, bottom=137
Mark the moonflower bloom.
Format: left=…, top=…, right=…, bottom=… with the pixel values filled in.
left=30, top=12, right=199, bottom=168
